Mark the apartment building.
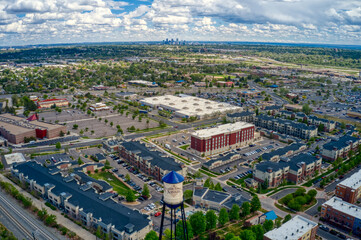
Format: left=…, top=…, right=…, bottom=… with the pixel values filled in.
left=254, top=115, right=318, bottom=139
left=264, top=215, right=318, bottom=240
left=191, top=122, right=255, bottom=156
left=321, top=134, right=361, bottom=161
left=335, top=168, right=361, bottom=204
left=226, top=111, right=256, bottom=123
left=118, top=140, right=185, bottom=181
left=321, top=197, right=361, bottom=237
left=263, top=105, right=282, bottom=116
left=260, top=142, right=306, bottom=162
left=12, top=162, right=152, bottom=240
left=192, top=181, right=249, bottom=211
left=254, top=153, right=322, bottom=188
left=279, top=111, right=335, bottom=132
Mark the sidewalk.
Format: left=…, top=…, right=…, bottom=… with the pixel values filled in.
left=0, top=174, right=96, bottom=240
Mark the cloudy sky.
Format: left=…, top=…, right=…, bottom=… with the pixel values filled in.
left=0, top=0, right=360, bottom=46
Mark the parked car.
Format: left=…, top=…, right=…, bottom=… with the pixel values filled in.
left=319, top=225, right=329, bottom=232
left=155, top=212, right=162, bottom=217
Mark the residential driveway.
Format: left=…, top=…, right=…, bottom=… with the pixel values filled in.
left=305, top=198, right=326, bottom=217
left=270, top=188, right=298, bottom=200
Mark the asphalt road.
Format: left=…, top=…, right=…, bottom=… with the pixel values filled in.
left=0, top=191, right=62, bottom=240
left=305, top=198, right=326, bottom=217
left=269, top=188, right=298, bottom=200
left=317, top=228, right=344, bottom=240
left=324, top=166, right=361, bottom=192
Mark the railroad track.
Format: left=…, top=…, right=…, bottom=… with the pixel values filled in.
left=0, top=193, right=57, bottom=240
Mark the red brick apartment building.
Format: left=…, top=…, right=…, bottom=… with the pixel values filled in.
left=321, top=197, right=361, bottom=237
left=335, top=168, right=361, bottom=204
left=118, top=140, right=185, bottom=181
left=254, top=153, right=322, bottom=188
left=191, top=122, right=255, bottom=156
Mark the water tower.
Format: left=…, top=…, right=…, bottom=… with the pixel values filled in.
left=158, top=171, right=188, bottom=240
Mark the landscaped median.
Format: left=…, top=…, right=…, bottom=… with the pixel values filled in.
left=276, top=188, right=317, bottom=212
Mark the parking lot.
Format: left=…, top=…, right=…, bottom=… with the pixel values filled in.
left=39, top=109, right=158, bottom=138
left=153, top=131, right=203, bottom=162
left=209, top=138, right=285, bottom=175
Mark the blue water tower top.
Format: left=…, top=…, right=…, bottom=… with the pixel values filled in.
left=162, top=171, right=184, bottom=184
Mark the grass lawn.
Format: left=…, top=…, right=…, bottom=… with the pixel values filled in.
left=199, top=169, right=217, bottom=177
left=90, top=171, right=131, bottom=196
left=179, top=144, right=189, bottom=150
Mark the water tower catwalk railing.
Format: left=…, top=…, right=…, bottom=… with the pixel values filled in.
left=158, top=171, right=188, bottom=240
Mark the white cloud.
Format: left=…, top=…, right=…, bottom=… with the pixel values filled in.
left=0, top=0, right=360, bottom=45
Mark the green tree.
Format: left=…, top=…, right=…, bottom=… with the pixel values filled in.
left=283, top=214, right=292, bottom=223
left=275, top=218, right=282, bottom=228
left=184, top=190, right=193, bottom=200
left=125, top=174, right=130, bottom=182
left=225, top=233, right=235, bottom=240
left=126, top=189, right=136, bottom=202
left=164, top=229, right=173, bottom=240
left=145, top=230, right=158, bottom=240
left=77, top=157, right=83, bottom=165
left=307, top=189, right=317, bottom=199
left=239, top=230, right=256, bottom=240
left=241, top=202, right=251, bottom=217
left=251, top=225, right=264, bottom=240
left=142, top=184, right=150, bottom=198
left=218, top=208, right=229, bottom=226
left=189, top=211, right=206, bottom=236
left=263, top=219, right=274, bottom=232
left=205, top=210, right=217, bottom=230
left=55, top=142, right=61, bottom=150
left=302, top=104, right=312, bottom=115
left=214, top=182, right=222, bottom=191
left=176, top=220, right=193, bottom=240
left=95, top=225, right=102, bottom=238
left=45, top=214, right=57, bottom=226
left=37, top=208, right=48, bottom=221
left=251, top=195, right=261, bottom=212
left=203, top=178, right=212, bottom=188
left=229, top=204, right=240, bottom=221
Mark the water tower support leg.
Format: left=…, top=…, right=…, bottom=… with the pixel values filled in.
left=159, top=203, right=166, bottom=240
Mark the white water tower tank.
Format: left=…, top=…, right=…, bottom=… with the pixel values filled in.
left=162, top=171, right=185, bottom=206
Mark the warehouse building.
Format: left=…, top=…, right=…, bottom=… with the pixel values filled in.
left=118, top=140, right=186, bottom=181
left=0, top=114, right=66, bottom=144
left=264, top=215, right=318, bottom=240
left=335, top=168, right=361, bottom=204
left=12, top=161, right=152, bottom=240
left=140, top=95, right=242, bottom=119
left=321, top=134, right=360, bottom=161
left=37, top=98, right=69, bottom=108
left=191, top=122, right=255, bottom=156
left=321, top=197, right=361, bottom=237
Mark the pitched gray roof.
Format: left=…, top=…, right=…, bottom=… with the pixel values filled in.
left=14, top=162, right=150, bottom=233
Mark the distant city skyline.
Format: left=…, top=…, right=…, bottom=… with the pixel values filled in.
left=0, top=0, right=360, bottom=46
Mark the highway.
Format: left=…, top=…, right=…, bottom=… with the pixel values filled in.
left=0, top=191, right=62, bottom=240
